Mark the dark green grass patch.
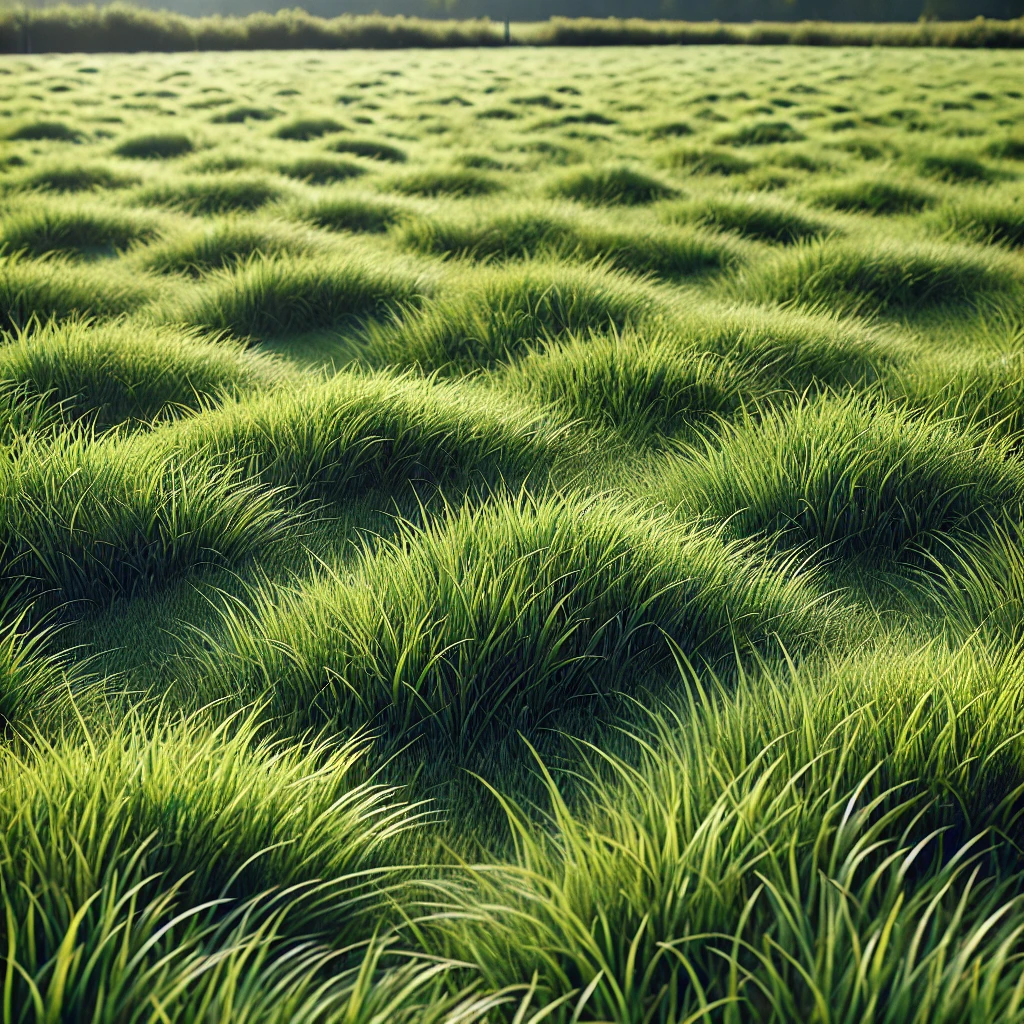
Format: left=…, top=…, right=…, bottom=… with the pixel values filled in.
left=328, top=137, right=407, bottom=162
left=809, top=176, right=937, bottom=215
left=273, top=117, right=347, bottom=141
left=0, top=318, right=287, bottom=430
left=663, top=394, right=1023, bottom=565
left=359, top=260, right=659, bottom=373
left=113, top=133, right=194, bottom=159
left=929, top=198, right=1024, bottom=248
left=0, top=254, right=152, bottom=334
left=498, top=326, right=758, bottom=445
left=547, top=165, right=678, bottom=205
left=399, top=207, right=740, bottom=280
left=0, top=616, right=78, bottom=735
left=6, top=121, right=82, bottom=143
left=716, top=120, right=805, bottom=146
left=136, top=218, right=321, bottom=276
left=388, top=167, right=504, bottom=198
left=192, top=494, right=829, bottom=754
left=1, top=201, right=162, bottom=259
left=649, top=121, right=694, bottom=140
left=917, top=152, right=1003, bottom=184
left=662, top=146, right=757, bottom=175
left=279, top=157, right=367, bottom=185
left=733, top=237, right=1020, bottom=316
left=0, top=432, right=290, bottom=607
left=136, top=174, right=284, bottom=216
left=663, top=194, right=833, bottom=244
left=211, top=105, right=279, bottom=123
left=297, top=193, right=407, bottom=234
left=17, top=162, right=139, bottom=193
left=985, top=136, right=1024, bottom=161
left=163, top=252, right=428, bottom=341
left=162, top=368, right=567, bottom=504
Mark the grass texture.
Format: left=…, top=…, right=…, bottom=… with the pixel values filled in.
left=3, top=43, right=1024, bottom=1024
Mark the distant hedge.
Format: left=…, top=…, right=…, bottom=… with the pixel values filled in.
left=1, top=4, right=1023, bottom=52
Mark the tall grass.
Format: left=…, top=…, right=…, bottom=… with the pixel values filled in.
left=662, top=393, right=1024, bottom=565
left=190, top=493, right=831, bottom=754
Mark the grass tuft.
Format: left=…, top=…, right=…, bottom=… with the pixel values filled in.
left=113, top=132, right=194, bottom=159
left=547, top=164, right=678, bottom=205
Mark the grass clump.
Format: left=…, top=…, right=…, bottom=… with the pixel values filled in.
left=663, top=394, right=1023, bottom=565
left=0, top=253, right=151, bottom=334
left=664, top=194, right=833, bottom=244
left=1, top=201, right=162, bottom=259
left=163, top=252, right=427, bottom=341
left=136, top=174, right=284, bottom=215
left=298, top=193, right=407, bottom=234
left=6, top=120, right=82, bottom=142
left=0, top=318, right=287, bottom=429
left=273, top=117, right=347, bottom=141
left=162, top=368, right=567, bottom=503
left=498, top=325, right=757, bottom=444
left=929, top=197, right=1024, bottom=248
left=192, top=494, right=828, bottom=754
left=0, top=432, right=289, bottom=606
left=18, top=162, right=139, bottom=193
left=328, top=137, right=407, bottom=162
left=716, top=119, right=806, bottom=145
left=662, top=146, right=757, bottom=175
left=400, top=207, right=740, bottom=280
left=809, top=176, right=937, bottom=215
left=359, top=260, right=658, bottom=373
left=985, top=136, right=1024, bottom=161
left=547, top=165, right=678, bottom=205
left=136, top=217, right=321, bottom=276
left=279, top=156, right=366, bottom=184
left=733, top=236, right=1021, bottom=315
left=917, top=152, right=1001, bottom=184
left=113, top=132, right=194, bottom=159
left=389, top=167, right=504, bottom=198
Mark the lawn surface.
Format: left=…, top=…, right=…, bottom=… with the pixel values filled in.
left=3, top=44, right=1024, bottom=1021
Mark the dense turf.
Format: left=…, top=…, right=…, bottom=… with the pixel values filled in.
left=3, top=44, right=1024, bottom=1022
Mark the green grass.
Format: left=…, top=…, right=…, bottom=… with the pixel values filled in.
left=7, top=42, right=1024, bottom=1023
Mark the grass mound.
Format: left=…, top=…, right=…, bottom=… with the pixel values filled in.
left=662, top=146, right=756, bottom=175
left=733, top=236, right=1021, bottom=315
left=400, top=207, right=740, bottom=279
left=445, top=645, right=1024, bottom=1018
left=193, top=494, right=828, bottom=753
left=211, top=104, right=279, bottom=123
left=273, top=117, right=347, bottom=140
left=113, top=132, right=194, bottom=159
left=1, top=201, right=162, bottom=259
left=162, top=368, right=567, bottom=503
left=389, top=167, right=503, bottom=198
left=18, top=162, right=139, bottom=193
left=0, top=254, right=151, bottom=334
left=6, top=120, right=82, bottom=143
left=664, top=394, right=1023, bottom=564
left=0, top=318, right=287, bottom=429
left=136, top=217, right=320, bottom=276
left=0, top=431, right=289, bottom=606
left=664, top=194, right=833, bottom=244
left=359, top=260, right=659, bottom=372
left=809, top=176, right=937, bottom=215
left=649, top=120, right=694, bottom=139
left=917, top=152, right=1000, bottom=183
left=498, top=326, right=757, bottom=444
left=163, top=252, right=427, bottom=340
left=716, top=120, right=805, bottom=146
left=929, top=197, right=1024, bottom=248
left=279, top=156, right=366, bottom=184
left=0, top=709, right=427, bottom=1017
left=298, top=192, right=407, bottom=234
left=547, top=165, right=678, bottom=205
left=136, top=174, right=284, bottom=215
left=985, top=136, right=1024, bottom=161
left=328, top=137, right=407, bottom=162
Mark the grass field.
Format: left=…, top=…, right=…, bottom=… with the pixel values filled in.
left=3, top=42, right=1024, bottom=1022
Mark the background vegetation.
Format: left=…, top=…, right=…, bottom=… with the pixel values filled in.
left=3, top=42, right=1024, bottom=1022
